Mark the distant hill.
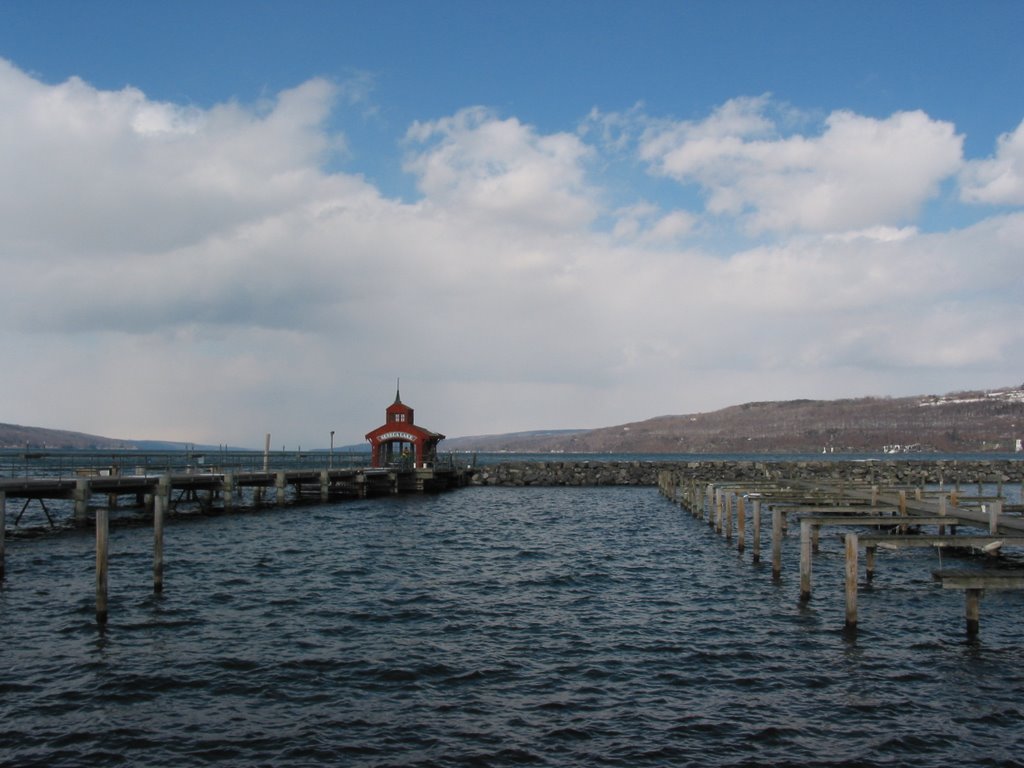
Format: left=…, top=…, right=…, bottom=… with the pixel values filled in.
left=440, top=386, right=1024, bottom=454
left=0, top=422, right=193, bottom=451
left=6, top=385, right=1023, bottom=455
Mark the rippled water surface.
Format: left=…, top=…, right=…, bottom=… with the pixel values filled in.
left=3, top=486, right=1024, bottom=767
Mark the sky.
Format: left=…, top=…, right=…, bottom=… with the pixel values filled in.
left=1, top=0, right=1022, bottom=449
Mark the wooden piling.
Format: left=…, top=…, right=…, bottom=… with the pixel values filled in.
left=751, top=497, right=761, bottom=563
left=0, top=490, right=6, bottom=580
left=844, top=533, right=858, bottom=629
left=96, top=508, right=109, bottom=624
left=736, top=495, right=746, bottom=553
left=75, top=478, right=90, bottom=523
left=725, top=492, right=733, bottom=542
left=771, top=506, right=783, bottom=580
left=153, top=476, right=169, bottom=593
left=223, top=472, right=234, bottom=509
left=275, top=471, right=287, bottom=505
left=965, top=589, right=981, bottom=637
left=988, top=500, right=1002, bottom=535
left=799, top=519, right=812, bottom=601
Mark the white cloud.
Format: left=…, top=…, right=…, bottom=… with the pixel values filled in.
left=0, top=59, right=344, bottom=256
left=0, top=59, right=1020, bottom=447
left=404, top=106, right=598, bottom=232
left=611, top=203, right=696, bottom=244
left=961, top=119, right=1024, bottom=205
left=639, top=98, right=964, bottom=234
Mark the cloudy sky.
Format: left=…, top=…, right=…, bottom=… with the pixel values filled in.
left=1, top=1, right=1022, bottom=449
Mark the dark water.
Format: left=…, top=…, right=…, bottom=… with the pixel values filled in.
left=2, top=487, right=1023, bottom=767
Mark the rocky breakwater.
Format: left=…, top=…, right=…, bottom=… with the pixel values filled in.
left=468, top=459, right=1024, bottom=487
left=469, top=460, right=660, bottom=486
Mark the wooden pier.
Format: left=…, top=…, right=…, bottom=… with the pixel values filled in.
left=0, top=463, right=468, bottom=622
left=658, top=469, right=1024, bottom=638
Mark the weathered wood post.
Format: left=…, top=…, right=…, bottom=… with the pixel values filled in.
left=724, top=492, right=733, bottom=543
left=714, top=487, right=723, bottom=532
left=74, top=478, right=91, bottom=524
left=320, top=470, right=330, bottom=502
left=153, top=475, right=169, bottom=593
left=988, top=500, right=1002, bottom=535
left=771, top=506, right=783, bottom=580
left=844, top=533, right=858, bottom=630
left=965, top=589, right=981, bottom=637
left=799, top=519, right=812, bottom=602
left=96, top=507, right=109, bottom=624
left=0, top=490, right=6, bottom=580
left=736, top=494, right=746, bottom=553
left=275, top=472, right=287, bottom=505
left=223, top=472, right=234, bottom=509
left=751, top=496, right=762, bottom=563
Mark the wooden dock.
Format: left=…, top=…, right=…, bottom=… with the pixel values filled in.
left=0, top=462, right=469, bottom=622
left=658, top=470, right=1024, bottom=638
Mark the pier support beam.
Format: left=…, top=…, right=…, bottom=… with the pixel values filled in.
left=223, top=472, right=234, bottom=509
left=96, top=508, right=109, bottom=625
left=1, top=490, right=5, bottom=580
left=275, top=472, right=287, bottom=505
left=320, top=470, right=330, bottom=502
left=965, top=589, right=981, bottom=637
left=988, top=500, right=1002, bottom=535
left=844, top=533, right=858, bottom=630
left=771, top=507, right=784, bottom=580
left=736, top=495, right=746, bottom=553
left=752, top=497, right=762, bottom=563
left=799, top=519, right=812, bottom=602
left=154, top=475, right=169, bottom=594
left=74, top=478, right=91, bottom=524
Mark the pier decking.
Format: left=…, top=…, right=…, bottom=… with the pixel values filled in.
left=0, top=455, right=469, bottom=621
left=658, top=469, right=1024, bottom=637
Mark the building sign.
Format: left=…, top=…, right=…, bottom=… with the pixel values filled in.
left=376, top=431, right=418, bottom=442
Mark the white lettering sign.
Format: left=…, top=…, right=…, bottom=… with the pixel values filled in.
left=376, top=431, right=417, bottom=442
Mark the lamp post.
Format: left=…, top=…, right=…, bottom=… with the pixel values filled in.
left=330, top=430, right=335, bottom=469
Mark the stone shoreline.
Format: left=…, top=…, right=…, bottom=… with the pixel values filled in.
left=467, top=459, right=1024, bottom=487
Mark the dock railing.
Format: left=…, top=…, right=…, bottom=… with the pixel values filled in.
left=0, top=449, right=371, bottom=480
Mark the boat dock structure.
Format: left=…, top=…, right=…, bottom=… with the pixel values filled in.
left=658, top=469, right=1024, bottom=637
left=0, top=461, right=469, bottom=622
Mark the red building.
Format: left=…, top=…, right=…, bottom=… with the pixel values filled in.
left=364, top=386, right=445, bottom=468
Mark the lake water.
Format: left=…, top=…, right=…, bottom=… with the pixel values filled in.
left=2, top=486, right=1023, bottom=767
